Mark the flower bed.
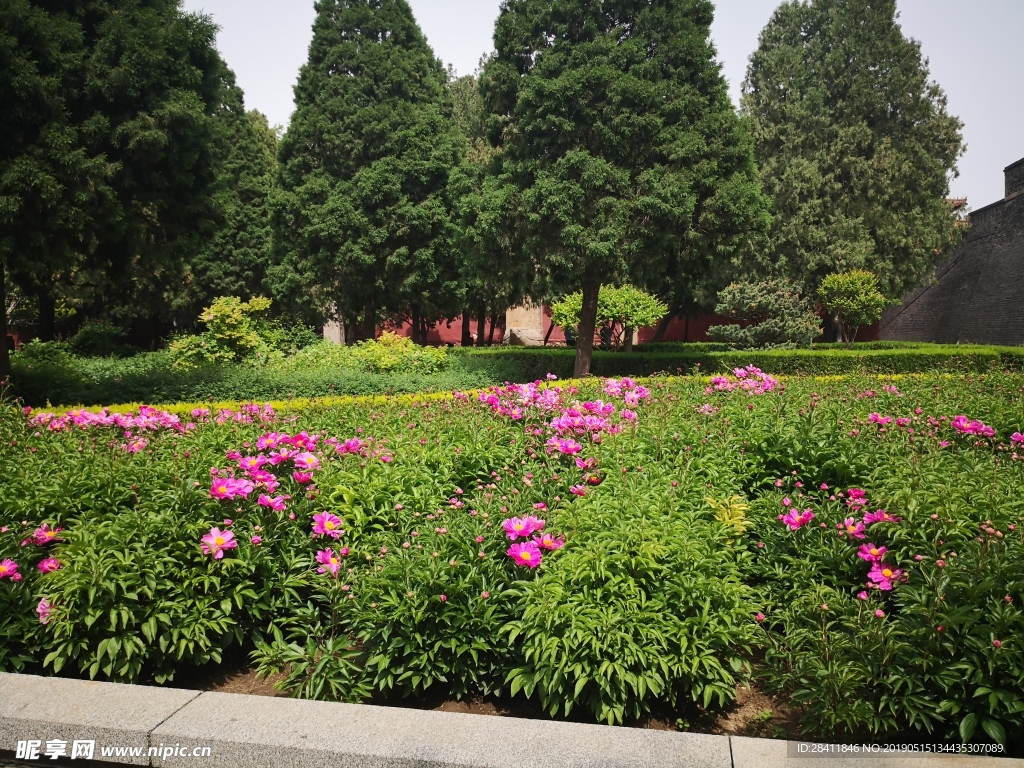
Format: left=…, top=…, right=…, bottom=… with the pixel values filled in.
left=1, top=372, right=1023, bottom=748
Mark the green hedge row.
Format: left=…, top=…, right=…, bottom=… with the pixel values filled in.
left=10, top=344, right=1024, bottom=407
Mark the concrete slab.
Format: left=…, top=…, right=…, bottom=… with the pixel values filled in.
left=0, top=672, right=200, bottom=766
left=152, top=691, right=732, bottom=768
left=730, top=736, right=1024, bottom=768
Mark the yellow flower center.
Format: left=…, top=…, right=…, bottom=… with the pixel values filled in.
left=871, top=549, right=880, bottom=556
left=521, top=551, right=532, bottom=560
left=214, top=536, right=225, bottom=546
left=217, top=485, right=227, bottom=493
left=848, top=525, right=857, bottom=532
left=0, top=566, right=7, bottom=574
left=325, top=521, right=335, bottom=530
left=330, top=558, right=338, bottom=565
left=882, top=569, right=893, bottom=578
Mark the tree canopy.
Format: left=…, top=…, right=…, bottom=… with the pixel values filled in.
left=485, top=0, right=770, bottom=375
left=273, top=0, right=467, bottom=343
left=742, top=0, right=965, bottom=300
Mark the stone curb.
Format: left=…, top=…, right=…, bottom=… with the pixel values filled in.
left=1, top=673, right=1021, bottom=768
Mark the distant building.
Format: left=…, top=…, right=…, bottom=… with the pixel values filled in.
left=881, top=157, right=1024, bottom=346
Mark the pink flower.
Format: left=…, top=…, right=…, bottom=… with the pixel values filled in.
left=507, top=540, right=543, bottom=568
left=546, top=437, right=583, bottom=455
left=238, top=456, right=269, bottom=471
left=200, top=527, right=237, bottom=560
left=292, top=471, right=314, bottom=485
left=857, top=544, right=887, bottom=562
left=1012, top=433, right=1024, bottom=445
left=755, top=612, right=765, bottom=623
left=534, top=532, right=564, bottom=551
left=316, top=549, right=342, bottom=577
left=37, top=557, right=60, bottom=573
left=293, top=452, right=320, bottom=471
left=868, top=413, right=892, bottom=426
left=951, top=415, right=996, bottom=438
left=126, top=439, right=148, bottom=453
left=30, top=524, right=63, bottom=546
left=867, top=563, right=905, bottom=591
left=37, top=597, right=52, bottom=624
left=312, top=512, right=344, bottom=539
left=875, top=609, right=886, bottom=619
left=251, top=535, right=262, bottom=546
left=845, top=488, right=868, bottom=508
left=502, top=516, right=544, bottom=540
left=863, top=509, right=901, bottom=525
left=0, top=559, right=20, bottom=581
left=780, top=509, right=815, bottom=531
left=837, top=518, right=865, bottom=540
left=857, top=591, right=869, bottom=601
left=533, top=502, right=547, bottom=511
left=258, top=494, right=288, bottom=512
left=209, top=478, right=254, bottom=500
left=569, top=485, right=586, bottom=497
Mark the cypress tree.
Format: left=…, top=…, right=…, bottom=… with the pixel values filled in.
left=742, top=0, right=965, bottom=300
left=274, top=0, right=466, bottom=342
left=485, top=0, right=770, bottom=376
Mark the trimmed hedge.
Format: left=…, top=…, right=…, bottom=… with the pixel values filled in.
left=10, top=343, right=1024, bottom=407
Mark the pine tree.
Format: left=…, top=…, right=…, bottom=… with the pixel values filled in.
left=742, top=0, right=965, bottom=300
left=274, top=0, right=467, bottom=343
left=0, top=0, right=225, bottom=360
left=485, top=0, right=770, bottom=376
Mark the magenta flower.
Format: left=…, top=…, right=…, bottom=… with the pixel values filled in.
left=534, top=532, right=564, bottom=551
left=1012, top=432, right=1024, bottom=445
left=30, top=524, right=63, bottom=546
left=857, top=544, right=887, bottom=563
left=37, top=597, right=53, bottom=624
left=315, top=548, right=342, bottom=577
left=779, top=509, right=814, bottom=531
left=238, top=456, right=269, bottom=471
left=857, top=591, right=869, bottom=601
left=846, top=488, right=868, bottom=508
left=251, top=535, right=262, bottom=546
left=0, top=559, right=21, bottom=581
left=755, top=612, right=765, bottom=623
left=200, top=527, right=237, bottom=560
left=837, top=518, right=865, bottom=540
left=502, top=516, right=544, bottom=540
left=293, top=452, right=320, bottom=471
left=256, top=432, right=285, bottom=450
left=951, top=415, right=996, bottom=438
left=569, top=485, right=587, bottom=497
left=312, top=512, right=344, bottom=539
left=507, top=540, right=543, bottom=568
left=867, top=563, right=906, bottom=591
left=209, top=478, right=254, bottom=500
left=258, top=494, right=288, bottom=512
left=292, top=471, right=314, bottom=485
left=37, top=557, right=60, bottom=573
left=863, top=509, right=901, bottom=525
left=868, top=413, right=892, bottom=426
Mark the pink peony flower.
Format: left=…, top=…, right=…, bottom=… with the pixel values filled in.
left=951, top=415, right=996, bottom=438
left=312, top=512, right=344, bottom=539
left=209, top=478, right=254, bottom=500
left=502, top=516, right=544, bottom=540
left=867, top=563, right=906, bottom=591
left=293, top=452, right=320, bottom=471
left=569, top=485, right=587, bottom=497
left=857, top=544, right=887, bottom=562
left=315, top=548, right=342, bottom=577
left=507, top=540, right=543, bottom=568
left=755, top=612, right=765, bottom=623
left=779, top=509, right=815, bottom=531
left=258, top=494, right=288, bottom=511
left=0, top=559, right=21, bottom=581
left=837, top=518, right=865, bottom=540
left=292, top=471, right=314, bottom=485
left=1012, top=433, right=1024, bottom=445
left=535, top=532, right=565, bottom=551
left=200, top=527, right=237, bottom=560
left=251, top=535, right=262, bottom=546
left=30, top=524, right=63, bottom=546
left=863, top=509, right=901, bottom=525
left=857, top=591, right=869, bottom=601
left=37, top=557, right=60, bottom=573
left=37, top=597, right=53, bottom=624
left=238, top=456, right=269, bottom=471
left=868, top=413, right=892, bottom=426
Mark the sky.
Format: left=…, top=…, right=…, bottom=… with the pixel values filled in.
left=181, top=0, right=1024, bottom=210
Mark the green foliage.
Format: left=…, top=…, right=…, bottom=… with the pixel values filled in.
left=551, top=287, right=668, bottom=340
left=742, top=0, right=965, bottom=298
left=819, top=271, right=889, bottom=346
left=273, top=0, right=467, bottom=336
left=485, top=0, right=771, bottom=374
left=170, top=297, right=275, bottom=369
left=708, top=279, right=822, bottom=349
left=67, top=321, right=134, bottom=358
left=349, top=332, right=448, bottom=375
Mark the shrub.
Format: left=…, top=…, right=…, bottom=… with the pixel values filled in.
left=67, top=321, right=135, bottom=357
left=707, top=279, right=822, bottom=349
left=350, top=332, right=448, bottom=374
left=550, top=285, right=668, bottom=349
left=818, top=270, right=888, bottom=346
left=170, top=296, right=275, bottom=369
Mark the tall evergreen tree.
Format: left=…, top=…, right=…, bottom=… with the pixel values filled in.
left=742, top=0, right=965, bottom=300
left=274, top=0, right=467, bottom=343
left=181, top=74, right=278, bottom=318
left=485, top=0, right=770, bottom=376
left=0, top=0, right=224, bottom=363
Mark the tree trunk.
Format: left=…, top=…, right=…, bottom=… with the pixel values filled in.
left=0, top=261, right=10, bottom=381
left=623, top=325, right=633, bottom=353
left=410, top=306, right=421, bottom=345
left=36, top=289, right=56, bottom=342
left=487, top=311, right=498, bottom=346
left=461, top=313, right=472, bottom=347
left=651, top=307, right=678, bottom=343
left=573, top=271, right=600, bottom=378
left=476, top=303, right=486, bottom=347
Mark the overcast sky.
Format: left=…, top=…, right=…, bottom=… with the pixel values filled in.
left=181, top=0, right=1024, bottom=210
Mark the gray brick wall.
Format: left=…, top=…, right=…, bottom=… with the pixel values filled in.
left=1006, top=158, right=1024, bottom=200
left=881, top=185, right=1024, bottom=346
